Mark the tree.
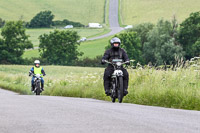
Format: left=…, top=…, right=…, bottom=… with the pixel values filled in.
left=39, top=30, right=83, bottom=65
left=179, top=11, right=200, bottom=59
left=0, top=21, right=33, bottom=64
left=193, top=39, right=200, bottom=56
left=115, top=32, right=144, bottom=64
left=128, top=23, right=154, bottom=48
left=143, top=19, right=184, bottom=65
left=29, top=10, right=54, bottom=28
left=0, top=18, right=5, bottom=27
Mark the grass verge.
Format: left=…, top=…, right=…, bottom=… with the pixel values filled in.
left=0, top=65, right=200, bottom=110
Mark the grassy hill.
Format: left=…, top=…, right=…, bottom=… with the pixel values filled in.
left=0, top=0, right=106, bottom=25
left=120, top=0, right=200, bottom=25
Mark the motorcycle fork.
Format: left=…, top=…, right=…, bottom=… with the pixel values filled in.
left=111, top=77, right=117, bottom=97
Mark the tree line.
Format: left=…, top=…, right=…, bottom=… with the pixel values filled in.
left=0, top=11, right=199, bottom=67
left=0, top=10, right=84, bottom=28
left=114, top=11, right=200, bottom=66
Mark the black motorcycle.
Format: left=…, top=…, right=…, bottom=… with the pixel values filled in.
left=32, top=74, right=43, bottom=95
left=105, top=59, right=129, bottom=103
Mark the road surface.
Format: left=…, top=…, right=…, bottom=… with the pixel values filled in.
left=0, top=88, right=200, bottom=133
left=88, top=0, right=124, bottom=40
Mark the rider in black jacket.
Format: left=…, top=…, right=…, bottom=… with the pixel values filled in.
left=101, top=37, right=130, bottom=96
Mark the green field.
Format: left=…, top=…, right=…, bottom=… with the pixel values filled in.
left=23, top=49, right=40, bottom=59
left=23, top=34, right=113, bottom=59
left=26, top=28, right=110, bottom=47
left=1, top=27, right=112, bottom=59
left=79, top=36, right=112, bottom=58
left=0, top=65, right=200, bottom=110
left=120, top=0, right=200, bottom=25
left=0, top=0, right=106, bottom=25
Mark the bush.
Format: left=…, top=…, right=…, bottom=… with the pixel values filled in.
left=29, top=10, right=54, bottom=28
left=53, top=19, right=85, bottom=27
left=74, top=55, right=103, bottom=67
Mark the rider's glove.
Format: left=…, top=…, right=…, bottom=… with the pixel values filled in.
left=125, top=61, right=130, bottom=65
left=43, top=73, right=46, bottom=76
left=29, top=71, right=32, bottom=76
left=101, top=59, right=106, bottom=65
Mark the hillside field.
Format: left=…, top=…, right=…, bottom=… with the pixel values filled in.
left=120, top=0, right=200, bottom=25
left=0, top=0, right=106, bottom=25
left=23, top=35, right=112, bottom=59
left=26, top=28, right=110, bottom=47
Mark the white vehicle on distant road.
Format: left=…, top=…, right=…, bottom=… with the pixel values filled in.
left=124, top=25, right=133, bottom=29
left=80, top=37, right=87, bottom=42
left=77, top=37, right=87, bottom=43
left=64, top=25, right=73, bottom=29
left=88, top=23, right=103, bottom=28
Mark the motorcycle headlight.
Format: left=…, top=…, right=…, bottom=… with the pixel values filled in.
left=35, top=74, right=41, bottom=78
left=116, top=62, right=122, bottom=66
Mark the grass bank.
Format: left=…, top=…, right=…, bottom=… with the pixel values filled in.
left=0, top=65, right=200, bottom=110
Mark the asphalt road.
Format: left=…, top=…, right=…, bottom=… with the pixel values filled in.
left=88, top=0, right=124, bottom=40
left=0, top=88, right=200, bottom=133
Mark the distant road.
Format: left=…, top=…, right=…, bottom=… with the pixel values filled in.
left=28, top=0, right=123, bottom=51
left=88, top=0, right=124, bottom=40
left=0, top=88, right=200, bottom=133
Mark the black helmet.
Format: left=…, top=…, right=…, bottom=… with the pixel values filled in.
left=110, top=37, right=121, bottom=48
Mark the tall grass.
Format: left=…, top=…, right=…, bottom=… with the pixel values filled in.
left=0, top=65, right=200, bottom=110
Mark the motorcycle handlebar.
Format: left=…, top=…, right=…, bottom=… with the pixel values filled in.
left=105, top=60, right=129, bottom=65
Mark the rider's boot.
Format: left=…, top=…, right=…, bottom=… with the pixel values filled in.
left=104, top=80, right=111, bottom=96
left=105, top=89, right=111, bottom=96
left=123, top=80, right=128, bottom=96
left=124, top=89, right=128, bottom=96
left=41, top=84, right=44, bottom=91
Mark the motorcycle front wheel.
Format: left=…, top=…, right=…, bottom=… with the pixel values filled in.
left=111, top=83, right=116, bottom=103
left=35, top=82, right=41, bottom=95
left=118, top=77, right=124, bottom=103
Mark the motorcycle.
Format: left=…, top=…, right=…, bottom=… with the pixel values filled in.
left=32, top=74, right=43, bottom=95
left=105, top=59, right=129, bottom=103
